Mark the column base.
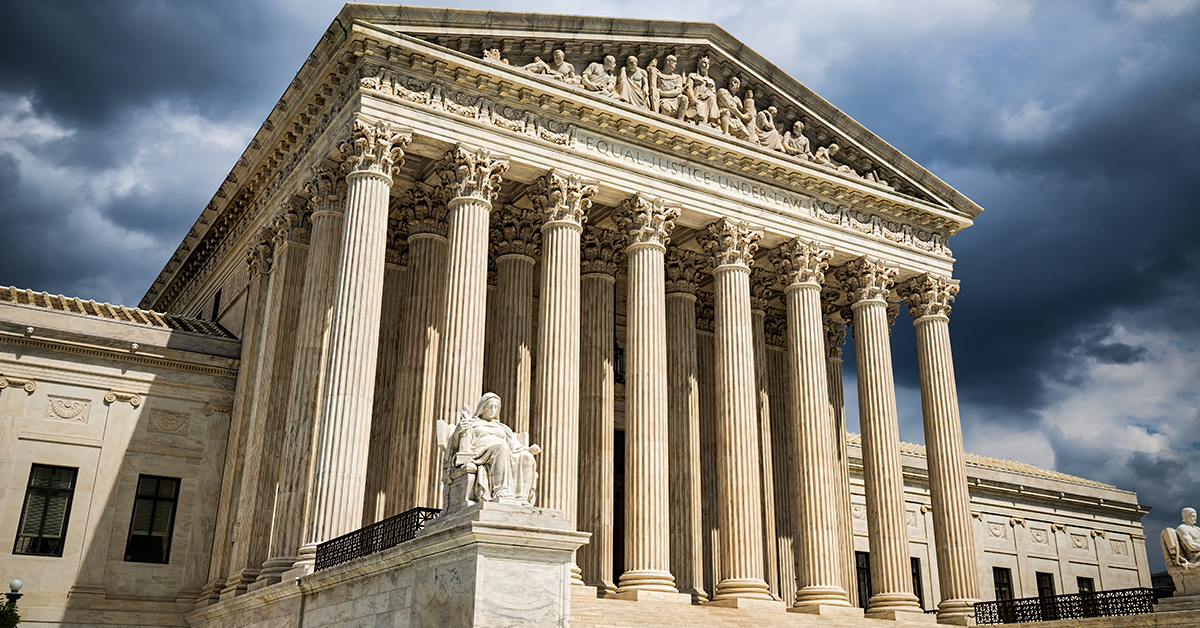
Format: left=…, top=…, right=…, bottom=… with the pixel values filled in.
left=571, top=561, right=585, bottom=586
left=616, top=569, right=677, bottom=593
left=713, top=577, right=774, bottom=601
left=572, top=585, right=600, bottom=598
left=705, top=597, right=787, bottom=610
left=789, top=603, right=864, bottom=617
left=193, top=579, right=225, bottom=609
left=935, top=598, right=978, bottom=624
left=251, top=556, right=295, bottom=589
left=281, top=544, right=317, bottom=581
left=679, top=586, right=709, bottom=604
left=866, top=608, right=937, bottom=623
left=613, top=589, right=694, bottom=604
left=219, top=569, right=259, bottom=600
left=794, top=585, right=852, bottom=607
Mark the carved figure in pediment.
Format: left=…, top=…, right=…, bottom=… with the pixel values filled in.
left=615, top=56, right=650, bottom=109
left=782, top=121, right=812, bottom=159
left=813, top=143, right=856, bottom=175
left=582, top=55, right=618, bottom=97
left=523, top=49, right=579, bottom=84
left=649, top=55, right=688, bottom=119
left=755, top=106, right=784, bottom=152
left=483, top=48, right=509, bottom=65
left=684, top=56, right=720, bottom=127
left=865, top=170, right=893, bottom=188
left=716, top=76, right=757, bottom=142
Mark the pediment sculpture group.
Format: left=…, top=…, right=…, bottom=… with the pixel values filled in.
left=485, top=48, right=894, bottom=188
left=1162, top=506, right=1200, bottom=596
left=441, top=392, right=540, bottom=512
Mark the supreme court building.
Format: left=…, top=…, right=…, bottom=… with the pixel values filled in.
left=0, top=4, right=1156, bottom=627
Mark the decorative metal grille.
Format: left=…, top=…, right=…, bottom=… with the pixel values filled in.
left=975, top=587, right=1159, bottom=624
left=314, top=507, right=441, bottom=571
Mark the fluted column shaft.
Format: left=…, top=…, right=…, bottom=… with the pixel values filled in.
left=307, top=165, right=395, bottom=545
left=843, top=257, right=921, bottom=615
left=262, top=181, right=344, bottom=577
left=364, top=259, right=407, bottom=524
left=493, top=254, right=535, bottom=433
left=666, top=289, right=707, bottom=601
left=750, top=307, right=780, bottom=598
left=579, top=271, right=616, bottom=594
left=823, top=313, right=857, bottom=607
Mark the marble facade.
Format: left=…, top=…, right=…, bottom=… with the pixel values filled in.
left=0, top=4, right=1165, bottom=628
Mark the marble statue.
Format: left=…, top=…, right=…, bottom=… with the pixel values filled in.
left=615, top=55, right=650, bottom=109
left=755, top=106, right=783, bottom=152
left=442, top=393, right=540, bottom=511
left=813, top=142, right=856, bottom=174
left=684, top=56, right=720, bottom=127
left=581, top=55, right=618, bottom=96
left=781, top=120, right=812, bottom=159
left=523, top=49, right=579, bottom=84
left=716, top=76, right=757, bottom=143
left=1162, top=507, right=1200, bottom=597
left=649, top=55, right=687, bottom=119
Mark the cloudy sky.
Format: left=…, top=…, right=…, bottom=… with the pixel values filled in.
left=2, top=0, right=1198, bottom=573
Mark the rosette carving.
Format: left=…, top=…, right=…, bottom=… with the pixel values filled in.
left=771, top=238, right=832, bottom=288
left=616, top=193, right=681, bottom=249
left=529, top=169, right=597, bottom=225
left=398, top=187, right=449, bottom=237
left=339, top=118, right=412, bottom=177
left=580, top=225, right=624, bottom=276
left=702, top=218, right=762, bottom=269
left=749, top=266, right=775, bottom=312
left=897, top=273, right=958, bottom=320
left=272, top=200, right=312, bottom=245
left=439, top=145, right=509, bottom=202
left=834, top=256, right=897, bottom=304
left=304, top=165, right=346, bottom=214
left=665, top=248, right=702, bottom=295
left=491, top=205, right=542, bottom=258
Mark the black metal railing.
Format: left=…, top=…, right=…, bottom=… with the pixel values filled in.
left=314, top=507, right=441, bottom=571
left=975, top=587, right=1159, bottom=624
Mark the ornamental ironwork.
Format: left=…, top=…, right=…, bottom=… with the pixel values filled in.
left=314, top=507, right=441, bottom=571
left=974, top=587, right=1158, bottom=624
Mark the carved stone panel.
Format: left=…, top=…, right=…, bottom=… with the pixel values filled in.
left=43, top=396, right=92, bottom=424
left=1111, top=539, right=1129, bottom=557
left=1030, top=528, right=1049, bottom=545
left=148, top=409, right=191, bottom=436
left=1071, top=534, right=1089, bottom=550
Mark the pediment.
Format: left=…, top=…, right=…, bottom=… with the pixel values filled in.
left=346, top=4, right=982, bottom=222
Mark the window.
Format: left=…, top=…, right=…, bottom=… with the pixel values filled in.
left=211, top=288, right=222, bottom=321
left=1077, top=576, right=1094, bottom=594
left=14, top=464, right=78, bottom=557
left=993, top=567, right=1014, bottom=601
left=911, top=557, right=924, bottom=610
left=855, top=551, right=872, bottom=609
left=124, top=475, right=180, bottom=564
left=1036, top=572, right=1056, bottom=598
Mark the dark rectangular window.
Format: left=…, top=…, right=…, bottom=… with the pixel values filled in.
left=211, top=288, right=222, bottom=321
left=993, top=567, right=1014, bottom=601
left=856, top=551, right=872, bottom=609
left=911, top=557, right=924, bottom=610
left=1077, top=576, right=1094, bottom=594
left=124, top=475, right=180, bottom=564
left=14, top=464, right=77, bottom=557
left=1036, top=572, right=1056, bottom=598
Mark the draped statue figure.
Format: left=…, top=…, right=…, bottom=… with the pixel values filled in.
left=441, top=393, right=540, bottom=511
left=1162, top=506, right=1200, bottom=597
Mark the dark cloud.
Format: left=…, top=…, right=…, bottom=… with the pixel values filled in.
left=0, top=152, right=18, bottom=195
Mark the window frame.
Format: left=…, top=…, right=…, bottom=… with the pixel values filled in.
left=910, top=556, right=924, bottom=610
left=993, top=566, right=1014, bottom=601
left=13, top=464, right=78, bottom=557
left=123, top=474, right=181, bottom=565
left=855, top=551, right=872, bottom=610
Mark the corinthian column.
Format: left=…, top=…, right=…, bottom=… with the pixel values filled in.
left=898, top=275, right=980, bottom=622
left=578, top=226, right=622, bottom=595
left=306, top=119, right=410, bottom=547
left=261, top=167, right=345, bottom=580
left=772, top=239, right=856, bottom=615
left=822, top=302, right=857, bottom=607
left=665, top=248, right=708, bottom=603
left=749, top=268, right=780, bottom=599
left=391, top=187, right=449, bottom=512
left=489, top=205, right=541, bottom=434
left=530, top=169, right=596, bottom=585
left=702, top=219, right=773, bottom=602
left=834, top=256, right=923, bottom=618
left=615, top=194, right=683, bottom=597
left=435, top=146, right=509, bottom=447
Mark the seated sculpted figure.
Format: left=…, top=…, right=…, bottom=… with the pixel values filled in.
left=442, top=393, right=540, bottom=510
left=716, top=76, right=758, bottom=143
left=755, top=106, right=784, bottom=152
left=581, top=55, right=618, bottom=97
left=523, top=49, right=579, bottom=84
left=684, top=56, right=720, bottom=127
left=1162, top=507, right=1200, bottom=596
left=650, top=55, right=688, bottom=119
left=781, top=120, right=812, bottom=159
left=813, top=143, right=857, bottom=174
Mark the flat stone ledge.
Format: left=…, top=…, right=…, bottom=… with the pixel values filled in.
left=866, top=608, right=938, bottom=623
left=706, top=597, right=790, bottom=610
left=612, top=589, right=695, bottom=604
left=788, top=603, right=866, bottom=618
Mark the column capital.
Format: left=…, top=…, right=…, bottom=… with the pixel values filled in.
left=772, top=238, right=832, bottom=288
left=386, top=216, right=409, bottom=266
left=701, top=219, right=762, bottom=270
left=338, top=118, right=412, bottom=177
left=246, top=227, right=275, bottom=275
left=530, top=169, right=597, bottom=226
left=272, top=200, right=312, bottom=246
left=764, top=307, right=787, bottom=347
left=304, top=165, right=347, bottom=215
left=398, top=187, right=449, bottom=237
left=822, top=301, right=849, bottom=359
left=695, top=290, right=715, bottom=333
left=438, top=144, right=509, bottom=202
left=581, top=225, right=624, bottom=276
left=897, top=274, right=958, bottom=320
left=617, top=193, right=681, bottom=250
left=491, top=204, right=542, bottom=258
left=834, top=256, right=897, bottom=305
left=665, top=248, right=703, bottom=295
left=749, top=267, right=775, bottom=313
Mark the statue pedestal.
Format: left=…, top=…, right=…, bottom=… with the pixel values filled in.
left=411, top=500, right=591, bottom=627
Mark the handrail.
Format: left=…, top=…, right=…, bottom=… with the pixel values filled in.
left=974, top=587, right=1159, bottom=624
left=314, top=507, right=442, bottom=571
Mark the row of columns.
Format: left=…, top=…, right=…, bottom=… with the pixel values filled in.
left=202, top=117, right=979, bottom=623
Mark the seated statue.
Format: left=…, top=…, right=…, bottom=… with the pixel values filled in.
left=650, top=55, right=688, bottom=119
left=441, top=393, right=540, bottom=511
left=716, top=76, right=757, bottom=143
left=522, top=49, right=579, bottom=85
left=755, top=106, right=784, bottom=152
left=581, top=55, right=618, bottom=97
left=781, top=120, right=812, bottom=159
left=684, top=56, right=720, bottom=127
left=813, top=142, right=857, bottom=174
left=1162, top=507, right=1200, bottom=597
